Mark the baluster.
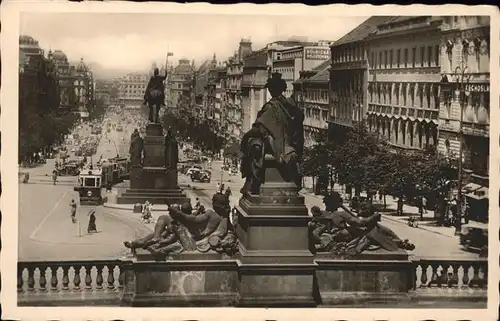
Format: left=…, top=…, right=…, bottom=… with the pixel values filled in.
left=85, top=265, right=93, bottom=290
left=446, top=264, right=457, bottom=288
left=462, top=263, right=470, bottom=288
left=431, top=264, right=442, bottom=288
left=38, top=266, right=48, bottom=292
left=62, top=266, right=70, bottom=291
left=107, top=265, right=116, bottom=290
left=73, top=265, right=82, bottom=291
left=95, top=266, right=104, bottom=290
left=27, top=267, right=35, bottom=292
left=17, top=266, right=24, bottom=293
left=118, top=268, right=124, bottom=289
left=420, top=263, right=428, bottom=287
left=448, top=263, right=460, bottom=288
left=50, top=266, right=59, bottom=291
left=469, top=263, right=481, bottom=288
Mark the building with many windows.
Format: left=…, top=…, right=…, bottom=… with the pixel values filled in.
left=272, top=42, right=332, bottom=98
left=118, top=72, right=149, bottom=108
left=365, top=16, right=442, bottom=150
left=294, top=59, right=331, bottom=147
left=169, top=58, right=194, bottom=112
left=241, top=49, right=269, bottom=133
left=437, top=16, right=490, bottom=221
left=225, top=39, right=253, bottom=141
left=329, top=16, right=394, bottom=143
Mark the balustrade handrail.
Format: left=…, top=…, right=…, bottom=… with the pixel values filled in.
left=19, top=259, right=122, bottom=266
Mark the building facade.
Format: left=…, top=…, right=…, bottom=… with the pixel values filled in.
left=329, top=17, right=394, bottom=143
left=365, top=16, right=442, bottom=150
left=169, top=59, right=194, bottom=113
left=73, top=58, right=95, bottom=119
left=241, top=49, right=269, bottom=133
left=224, top=39, right=253, bottom=141
left=437, top=16, right=490, bottom=206
left=118, top=72, right=149, bottom=108
left=272, top=43, right=331, bottom=98
left=294, top=60, right=331, bottom=147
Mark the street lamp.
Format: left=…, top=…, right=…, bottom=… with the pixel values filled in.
left=452, top=56, right=471, bottom=235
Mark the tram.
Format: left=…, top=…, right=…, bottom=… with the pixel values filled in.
left=74, top=168, right=106, bottom=205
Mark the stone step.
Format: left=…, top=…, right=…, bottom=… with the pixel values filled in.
left=116, top=195, right=189, bottom=205
left=125, top=188, right=184, bottom=194
left=123, top=191, right=184, bottom=197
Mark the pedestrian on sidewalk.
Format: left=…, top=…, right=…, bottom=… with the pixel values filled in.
left=418, top=197, right=424, bottom=218
left=225, top=186, right=232, bottom=200
left=422, top=196, right=427, bottom=214
left=87, top=209, right=98, bottom=233
left=70, top=199, right=77, bottom=223
left=396, top=198, right=404, bottom=216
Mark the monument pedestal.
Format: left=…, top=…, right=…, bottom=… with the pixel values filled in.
left=117, top=123, right=189, bottom=205
left=120, top=251, right=239, bottom=307
left=234, top=160, right=316, bottom=307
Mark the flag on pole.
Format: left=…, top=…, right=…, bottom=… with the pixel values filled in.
left=167, top=52, right=174, bottom=57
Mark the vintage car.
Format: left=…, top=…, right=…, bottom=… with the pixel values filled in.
left=74, top=168, right=107, bottom=205
left=191, top=170, right=211, bottom=183
left=459, top=221, right=488, bottom=255
left=56, top=162, right=80, bottom=176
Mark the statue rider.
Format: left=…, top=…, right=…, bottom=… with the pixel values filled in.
left=143, top=68, right=167, bottom=122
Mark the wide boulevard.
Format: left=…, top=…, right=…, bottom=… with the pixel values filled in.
left=19, top=110, right=478, bottom=261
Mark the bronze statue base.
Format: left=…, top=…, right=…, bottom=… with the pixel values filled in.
left=234, top=161, right=316, bottom=307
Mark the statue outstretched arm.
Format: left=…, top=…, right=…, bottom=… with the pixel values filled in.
left=338, top=211, right=380, bottom=227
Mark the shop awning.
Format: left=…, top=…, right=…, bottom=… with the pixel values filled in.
left=466, top=187, right=489, bottom=200
left=463, top=182, right=482, bottom=193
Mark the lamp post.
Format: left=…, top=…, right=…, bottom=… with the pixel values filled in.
left=452, top=56, right=471, bottom=235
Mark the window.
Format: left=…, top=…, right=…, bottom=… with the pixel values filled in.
left=412, top=48, right=416, bottom=67
left=384, top=50, right=388, bottom=68
left=420, top=47, right=425, bottom=67
left=371, top=52, right=375, bottom=68
left=427, top=46, right=432, bottom=67
left=396, top=49, right=401, bottom=67
left=379, top=52, right=382, bottom=69
left=389, top=50, right=393, bottom=68
left=404, top=49, right=408, bottom=67
left=435, top=45, right=440, bottom=66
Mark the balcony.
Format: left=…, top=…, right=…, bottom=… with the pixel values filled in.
left=18, top=257, right=487, bottom=307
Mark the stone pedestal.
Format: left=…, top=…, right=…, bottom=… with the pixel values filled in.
left=120, top=253, right=239, bottom=307
left=117, top=123, right=188, bottom=206
left=234, top=156, right=316, bottom=307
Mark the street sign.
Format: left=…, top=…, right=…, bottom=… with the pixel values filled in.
left=465, top=83, right=489, bottom=92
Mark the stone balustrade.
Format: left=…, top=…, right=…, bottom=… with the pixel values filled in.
left=17, top=257, right=488, bottom=307
left=411, top=257, right=488, bottom=307
left=18, top=260, right=124, bottom=306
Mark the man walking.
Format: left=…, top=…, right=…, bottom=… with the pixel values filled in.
left=70, top=199, right=77, bottom=223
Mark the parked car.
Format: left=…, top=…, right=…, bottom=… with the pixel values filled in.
left=459, top=221, right=488, bottom=254
left=191, top=170, right=211, bottom=183
left=186, top=166, right=203, bottom=176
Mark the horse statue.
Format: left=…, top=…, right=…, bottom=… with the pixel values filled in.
left=144, top=68, right=167, bottom=123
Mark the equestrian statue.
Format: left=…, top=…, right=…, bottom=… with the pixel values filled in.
left=143, top=67, right=167, bottom=123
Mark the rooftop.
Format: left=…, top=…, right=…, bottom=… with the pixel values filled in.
left=332, top=16, right=396, bottom=47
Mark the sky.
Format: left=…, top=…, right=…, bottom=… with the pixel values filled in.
left=20, top=12, right=367, bottom=72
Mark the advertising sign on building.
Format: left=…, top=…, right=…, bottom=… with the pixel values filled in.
left=465, top=83, right=489, bottom=92
left=305, top=48, right=330, bottom=60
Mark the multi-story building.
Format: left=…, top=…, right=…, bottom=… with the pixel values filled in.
left=241, top=49, right=269, bottom=133
left=211, top=63, right=228, bottom=139
left=272, top=42, right=332, bottom=98
left=73, top=58, right=95, bottom=119
left=117, top=72, right=149, bottom=108
left=194, top=59, right=211, bottom=119
left=437, top=15, right=490, bottom=221
left=365, top=16, right=442, bottom=150
left=170, top=58, right=194, bottom=114
left=46, top=49, right=76, bottom=112
left=225, top=39, right=253, bottom=141
left=293, top=59, right=331, bottom=147
left=329, top=16, right=394, bottom=142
